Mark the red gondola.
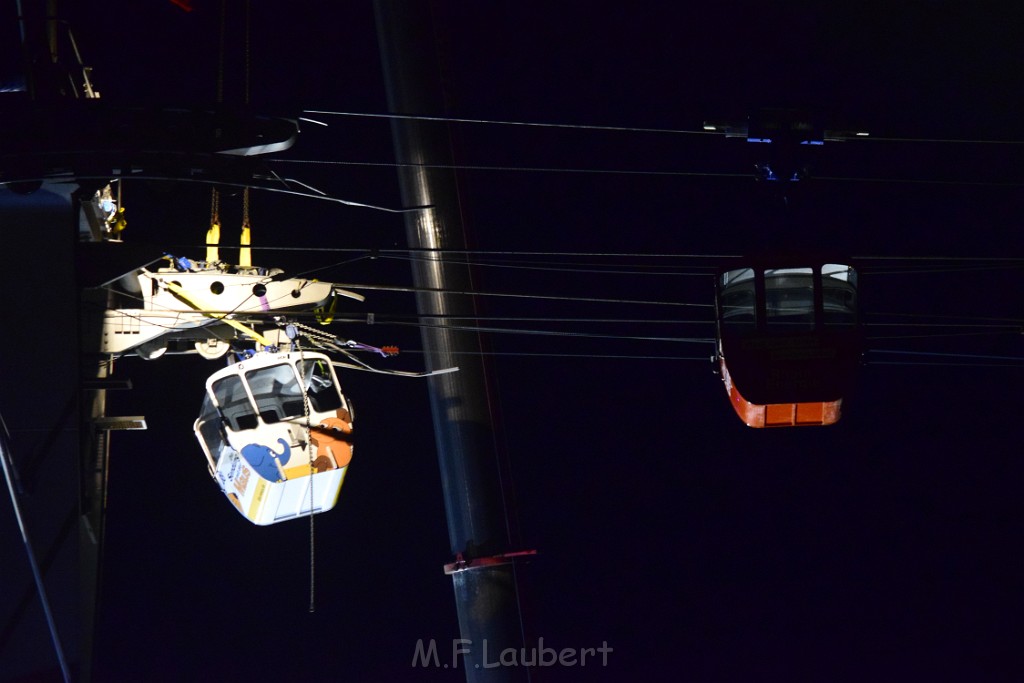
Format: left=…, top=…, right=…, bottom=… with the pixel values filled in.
left=714, top=259, right=862, bottom=427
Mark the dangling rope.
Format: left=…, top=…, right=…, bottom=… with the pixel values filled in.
left=289, top=326, right=316, bottom=613
left=308, top=428, right=316, bottom=614
left=300, top=345, right=317, bottom=614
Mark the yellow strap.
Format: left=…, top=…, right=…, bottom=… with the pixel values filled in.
left=313, top=295, right=336, bottom=325
left=163, top=279, right=273, bottom=347
left=239, top=223, right=251, bottom=267
left=206, top=221, right=221, bottom=262
left=239, top=187, right=252, bottom=267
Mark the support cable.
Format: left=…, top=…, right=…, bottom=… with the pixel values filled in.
left=0, top=414, right=71, bottom=683
left=56, top=173, right=423, bottom=213
left=272, top=157, right=747, bottom=179
left=301, top=109, right=1024, bottom=145
left=869, top=349, right=1024, bottom=363
left=393, top=348, right=1023, bottom=367
left=330, top=282, right=715, bottom=308
left=172, top=244, right=1024, bottom=264
left=352, top=317, right=714, bottom=344
left=302, top=109, right=717, bottom=136
left=272, top=156, right=1024, bottom=187
left=372, top=253, right=717, bottom=277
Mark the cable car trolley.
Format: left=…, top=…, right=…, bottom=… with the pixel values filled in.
left=194, top=350, right=354, bottom=525
left=101, top=255, right=365, bottom=360
left=714, top=257, right=862, bottom=427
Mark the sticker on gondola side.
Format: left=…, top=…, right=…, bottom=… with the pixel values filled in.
left=217, top=451, right=252, bottom=496
left=234, top=464, right=252, bottom=496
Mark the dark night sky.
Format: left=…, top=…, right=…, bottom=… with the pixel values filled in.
left=7, top=1, right=1024, bottom=681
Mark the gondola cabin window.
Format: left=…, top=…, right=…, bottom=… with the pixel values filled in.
left=245, top=362, right=305, bottom=423
left=720, top=268, right=756, bottom=326
left=211, top=375, right=258, bottom=431
left=764, top=268, right=814, bottom=329
left=822, top=264, right=858, bottom=325
left=714, top=261, right=863, bottom=428
left=299, top=359, right=344, bottom=413
left=196, top=395, right=229, bottom=471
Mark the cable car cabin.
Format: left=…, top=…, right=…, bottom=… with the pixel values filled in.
left=715, top=262, right=861, bottom=428
left=194, top=351, right=354, bottom=525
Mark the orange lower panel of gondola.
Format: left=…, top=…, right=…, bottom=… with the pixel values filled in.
left=720, top=359, right=842, bottom=428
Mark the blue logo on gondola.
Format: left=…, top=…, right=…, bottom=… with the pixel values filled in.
left=240, top=439, right=292, bottom=482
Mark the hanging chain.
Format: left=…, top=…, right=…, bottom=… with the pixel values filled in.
left=296, top=339, right=316, bottom=613
left=242, top=187, right=250, bottom=229
left=283, top=320, right=336, bottom=346
left=210, top=189, right=220, bottom=224
left=207, top=189, right=221, bottom=263
left=239, top=187, right=252, bottom=267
